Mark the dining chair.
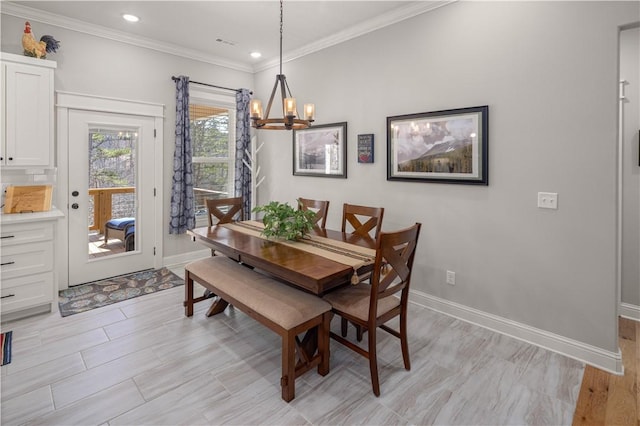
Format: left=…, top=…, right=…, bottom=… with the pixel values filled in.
left=341, top=203, right=384, bottom=239
left=323, top=222, right=421, bottom=396
left=203, top=196, right=245, bottom=313
left=205, top=196, right=244, bottom=257
left=298, top=197, right=330, bottom=229
left=206, top=196, right=244, bottom=226
left=340, top=203, right=385, bottom=338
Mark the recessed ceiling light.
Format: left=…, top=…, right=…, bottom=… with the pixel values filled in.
left=122, top=14, right=140, bottom=23
left=250, top=52, right=262, bottom=59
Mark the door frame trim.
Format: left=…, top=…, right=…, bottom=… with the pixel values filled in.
left=56, top=91, right=164, bottom=290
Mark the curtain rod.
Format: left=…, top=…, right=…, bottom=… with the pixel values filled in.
left=171, top=76, right=252, bottom=95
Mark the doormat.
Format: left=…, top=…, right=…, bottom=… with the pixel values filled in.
left=1, top=331, right=12, bottom=366
left=58, top=268, right=183, bottom=317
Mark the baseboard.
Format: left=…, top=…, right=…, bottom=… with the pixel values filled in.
left=620, top=302, right=640, bottom=322
left=410, top=289, right=624, bottom=375
left=163, top=249, right=210, bottom=268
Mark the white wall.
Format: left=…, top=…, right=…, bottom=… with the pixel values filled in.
left=254, top=1, right=639, bottom=354
left=621, top=26, right=640, bottom=310
left=0, top=14, right=253, bottom=260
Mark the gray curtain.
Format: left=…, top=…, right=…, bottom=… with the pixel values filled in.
left=169, top=75, right=195, bottom=234
left=235, top=89, right=252, bottom=219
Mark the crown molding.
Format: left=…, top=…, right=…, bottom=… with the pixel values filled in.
left=1, top=2, right=254, bottom=73
left=2, top=0, right=456, bottom=74
left=253, top=0, right=457, bottom=72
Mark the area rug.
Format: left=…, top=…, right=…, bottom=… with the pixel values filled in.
left=58, top=268, right=183, bottom=317
left=1, top=331, right=12, bottom=366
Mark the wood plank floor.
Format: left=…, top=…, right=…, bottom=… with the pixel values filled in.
left=573, top=317, right=639, bottom=426
left=0, top=266, right=596, bottom=425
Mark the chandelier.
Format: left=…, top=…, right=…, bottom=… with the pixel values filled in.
left=250, top=0, right=315, bottom=130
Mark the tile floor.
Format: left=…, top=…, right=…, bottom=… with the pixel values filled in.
left=0, top=265, right=585, bottom=425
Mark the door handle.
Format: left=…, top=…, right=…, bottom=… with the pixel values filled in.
left=71, top=203, right=79, bottom=209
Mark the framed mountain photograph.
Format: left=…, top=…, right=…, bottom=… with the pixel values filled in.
left=387, top=106, right=488, bottom=185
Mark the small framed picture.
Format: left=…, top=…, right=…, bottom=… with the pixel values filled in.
left=357, top=134, right=374, bottom=163
left=293, top=122, right=347, bottom=178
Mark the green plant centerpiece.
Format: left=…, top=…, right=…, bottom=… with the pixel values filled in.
left=252, top=200, right=317, bottom=241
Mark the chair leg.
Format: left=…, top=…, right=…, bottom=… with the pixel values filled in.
left=368, top=326, right=380, bottom=397
left=184, top=271, right=194, bottom=317
left=341, top=317, right=348, bottom=337
left=356, top=325, right=364, bottom=342
left=400, top=309, right=411, bottom=370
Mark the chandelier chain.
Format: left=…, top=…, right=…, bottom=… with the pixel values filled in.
left=279, top=0, right=283, bottom=76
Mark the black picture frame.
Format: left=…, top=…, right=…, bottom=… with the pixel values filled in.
left=357, top=134, right=374, bottom=163
left=387, top=106, right=489, bottom=185
left=293, top=122, right=347, bottom=178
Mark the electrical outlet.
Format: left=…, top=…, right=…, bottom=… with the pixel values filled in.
left=446, top=270, right=456, bottom=285
left=537, top=192, right=558, bottom=209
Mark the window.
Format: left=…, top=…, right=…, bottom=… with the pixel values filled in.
left=189, top=91, right=236, bottom=225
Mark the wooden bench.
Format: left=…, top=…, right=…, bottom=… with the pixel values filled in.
left=183, top=256, right=332, bottom=402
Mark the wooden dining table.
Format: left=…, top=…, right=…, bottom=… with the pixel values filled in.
left=187, top=221, right=378, bottom=360
left=187, top=223, right=377, bottom=298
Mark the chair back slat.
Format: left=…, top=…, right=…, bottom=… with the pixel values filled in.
left=341, top=203, right=384, bottom=239
left=298, top=198, right=330, bottom=229
left=206, top=197, right=244, bottom=226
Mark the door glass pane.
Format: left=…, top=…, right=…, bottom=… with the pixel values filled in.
left=87, top=128, right=137, bottom=258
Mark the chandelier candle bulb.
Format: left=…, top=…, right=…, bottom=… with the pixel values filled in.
left=304, top=104, right=315, bottom=121
left=284, top=98, right=296, bottom=116
left=250, top=100, right=263, bottom=119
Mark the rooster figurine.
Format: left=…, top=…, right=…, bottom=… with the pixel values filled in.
left=22, top=21, right=60, bottom=59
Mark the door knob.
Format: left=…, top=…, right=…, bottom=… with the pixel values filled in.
left=72, top=191, right=79, bottom=197
left=71, top=203, right=79, bottom=209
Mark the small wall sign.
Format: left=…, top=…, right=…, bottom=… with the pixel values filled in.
left=357, top=134, right=374, bottom=163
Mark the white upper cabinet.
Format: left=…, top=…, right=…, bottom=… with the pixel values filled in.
left=1, top=52, right=56, bottom=168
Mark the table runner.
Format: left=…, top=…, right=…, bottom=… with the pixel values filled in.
left=221, top=220, right=376, bottom=283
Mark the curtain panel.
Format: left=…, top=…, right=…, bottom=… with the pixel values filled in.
left=235, top=89, right=252, bottom=219
left=169, top=75, right=195, bottom=234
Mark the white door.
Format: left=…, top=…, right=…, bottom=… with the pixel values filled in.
left=68, top=110, right=155, bottom=285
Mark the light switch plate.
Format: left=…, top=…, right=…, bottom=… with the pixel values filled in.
left=537, top=192, right=558, bottom=209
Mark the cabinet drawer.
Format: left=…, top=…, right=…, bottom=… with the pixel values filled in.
left=0, top=241, right=53, bottom=279
left=0, top=221, right=54, bottom=246
left=1, top=272, right=53, bottom=313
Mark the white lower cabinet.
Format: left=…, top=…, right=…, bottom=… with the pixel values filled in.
left=1, top=213, right=62, bottom=318
left=1, top=272, right=54, bottom=313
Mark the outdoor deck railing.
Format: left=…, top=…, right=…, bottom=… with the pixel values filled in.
left=88, top=186, right=229, bottom=233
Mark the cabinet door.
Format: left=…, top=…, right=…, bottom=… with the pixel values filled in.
left=3, top=62, right=52, bottom=167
